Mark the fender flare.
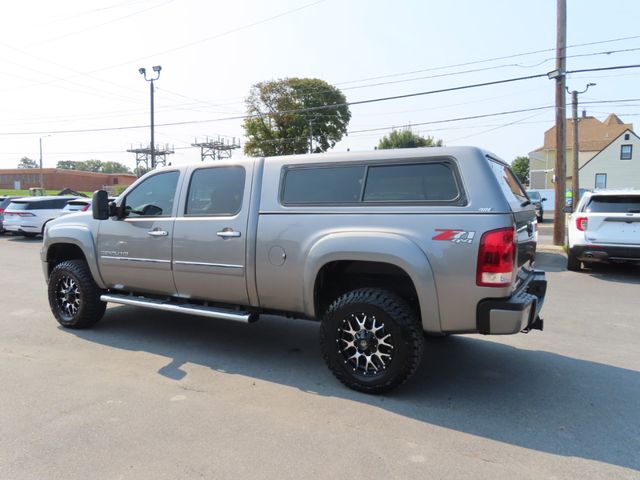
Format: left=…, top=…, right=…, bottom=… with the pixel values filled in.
left=42, top=224, right=106, bottom=289
left=302, top=231, right=441, bottom=332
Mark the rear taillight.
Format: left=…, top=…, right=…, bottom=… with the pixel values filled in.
left=0, top=208, right=4, bottom=213
left=576, top=216, right=588, bottom=231
left=476, top=227, right=516, bottom=287
left=6, top=211, right=35, bottom=217
left=81, top=204, right=90, bottom=211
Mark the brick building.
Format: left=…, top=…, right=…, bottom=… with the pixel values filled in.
left=0, top=168, right=136, bottom=192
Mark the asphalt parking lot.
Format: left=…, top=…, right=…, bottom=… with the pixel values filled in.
left=0, top=234, right=638, bottom=480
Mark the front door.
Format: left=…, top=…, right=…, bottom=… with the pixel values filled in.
left=97, top=170, right=181, bottom=295
left=172, top=165, right=251, bottom=305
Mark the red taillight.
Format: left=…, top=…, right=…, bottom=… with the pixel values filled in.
left=476, top=227, right=516, bottom=287
left=81, top=204, right=90, bottom=211
left=576, top=216, right=588, bottom=231
left=0, top=208, right=4, bottom=213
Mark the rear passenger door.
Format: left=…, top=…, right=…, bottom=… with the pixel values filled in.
left=172, top=165, right=251, bottom=305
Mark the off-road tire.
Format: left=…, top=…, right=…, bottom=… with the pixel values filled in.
left=48, top=260, right=106, bottom=328
left=566, top=250, right=581, bottom=272
left=320, top=288, right=424, bottom=394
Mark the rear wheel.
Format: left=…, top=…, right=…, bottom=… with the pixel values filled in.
left=566, top=250, right=581, bottom=271
left=48, top=260, right=106, bottom=328
left=320, top=288, right=424, bottom=394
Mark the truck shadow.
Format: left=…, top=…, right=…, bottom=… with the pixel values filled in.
left=68, top=306, right=640, bottom=472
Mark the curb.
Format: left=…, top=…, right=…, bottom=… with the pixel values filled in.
left=537, top=244, right=566, bottom=254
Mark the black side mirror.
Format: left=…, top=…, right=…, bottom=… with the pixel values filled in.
left=92, top=190, right=110, bottom=220
left=542, top=197, right=547, bottom=201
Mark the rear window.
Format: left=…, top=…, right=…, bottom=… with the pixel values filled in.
left=488, top=158, right=528, bottom=204
left=584, top=195, right=640, bottom=213
left=7, top=202, right=30, bottom=211
left=282, top=161, right=461, bottom=205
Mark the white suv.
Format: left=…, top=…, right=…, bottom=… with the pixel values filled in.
left=3, top=196, right=78, bottom=238
left=567, top=190, right=640, bottom=271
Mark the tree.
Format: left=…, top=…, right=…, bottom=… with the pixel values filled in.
left=56, top=160, right=132, bottom=174
left=377, top=128, right=443, bottom=149
left=243, top=78, right=351, bottom=157
left=17, top=157, right=38, bottom=169
left=511, top=156, right=530, bottom=185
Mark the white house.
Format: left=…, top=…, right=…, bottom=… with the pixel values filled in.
left=579, top=129, right=640, bottom=190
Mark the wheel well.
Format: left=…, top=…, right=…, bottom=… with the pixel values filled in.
left=47, top=243, right=87, bottom=276
left=314, top=261, right=420, bottom=319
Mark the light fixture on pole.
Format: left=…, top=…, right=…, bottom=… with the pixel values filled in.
left=139, top=65, right=162, bottom=169
left=566, top=82, right=596, bottom=211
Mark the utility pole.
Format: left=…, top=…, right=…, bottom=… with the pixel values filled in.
left=553, top=0, right=567, bottom=246
left=138, top=66, right=162, bottom=169
left=308, top=118, right=314, bottom=154
left=567, top=83, right=596, bottom=212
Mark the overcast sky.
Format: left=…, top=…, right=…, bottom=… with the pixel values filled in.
left=0, top=0, right=638, bottom=171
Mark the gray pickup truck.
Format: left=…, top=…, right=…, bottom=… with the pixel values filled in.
left=42, top=147, right=547, bottom=393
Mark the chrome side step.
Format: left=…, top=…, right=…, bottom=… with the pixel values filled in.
left=100, top=293, right=258, bottom=323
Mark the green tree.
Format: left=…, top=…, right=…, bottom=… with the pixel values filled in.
left=17, top=157, right=38, bottom=168
left=377, top=128, right=443, bottom=149
left=56, top=160, right=132, bottom=174
left=243, top=78, right=351, bottom=156
left=511, top=156, right=530, bottom=185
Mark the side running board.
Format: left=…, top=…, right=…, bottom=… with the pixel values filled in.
left=100, top=293, right=258, bottom=323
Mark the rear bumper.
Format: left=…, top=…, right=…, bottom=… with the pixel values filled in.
left=570, top=245, right=640, bottom=263
left=476, top=270, right=547, bottom=335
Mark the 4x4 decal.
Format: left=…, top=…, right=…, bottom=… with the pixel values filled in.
left=432, top=229, right=476, bottom=244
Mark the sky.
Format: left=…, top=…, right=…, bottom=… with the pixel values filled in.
left=0, top=0, right=638, bottom=171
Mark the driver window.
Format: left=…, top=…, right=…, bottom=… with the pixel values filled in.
left=124, top=171, right=179, bottom=217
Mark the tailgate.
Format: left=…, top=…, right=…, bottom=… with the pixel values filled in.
left=585, top=213, right=640, bottom=244
left=582, top=194, right=640, bottom=245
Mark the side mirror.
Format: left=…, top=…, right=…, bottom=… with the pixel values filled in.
left=541, top=197, right=547, bottom=202
left=92, top=190, right=110, bottom=220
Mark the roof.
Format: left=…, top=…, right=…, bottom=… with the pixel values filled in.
left=579, top=128, right=640, bottom=170
left=10, top=195, right=79, bottom=202
left=532, top=113, right=633, bottom=153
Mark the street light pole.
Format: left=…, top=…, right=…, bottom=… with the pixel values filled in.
left=39, top=137, right=43, bottom=189
left=567, top=83, right=596, bottom=212
left=138, top=66, right=162, bottom=169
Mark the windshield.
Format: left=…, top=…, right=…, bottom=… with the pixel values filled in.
left=585, top=195, right=640, bottom=213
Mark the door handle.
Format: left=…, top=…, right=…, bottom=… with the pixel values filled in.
left=147, top=230, right=168, bottom=237
left=217, top=229, right=241, bottom=238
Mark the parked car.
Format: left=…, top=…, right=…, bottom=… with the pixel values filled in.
left=567, top=190, right=640, bottom=271
left=526, top=190, right=546, bottom=222
left=0, top=196, right=23, bottom=234
left=42, top=147, right=546, bottom=393
left=58, top=198, right=92, bottom=216
left=3, top=196, right=79, bottom=237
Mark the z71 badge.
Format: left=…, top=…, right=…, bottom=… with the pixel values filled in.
left=432, top=229, right=476, bottom=244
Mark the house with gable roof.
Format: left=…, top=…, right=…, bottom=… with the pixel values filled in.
left=579, top=128, right=640, bottom=189
left=528, top=113, right=634, bottom=189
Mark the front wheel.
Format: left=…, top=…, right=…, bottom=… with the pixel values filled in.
left=320, top=288, right=424, bottom=394
left=48, top=260, right=106, bottom=328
